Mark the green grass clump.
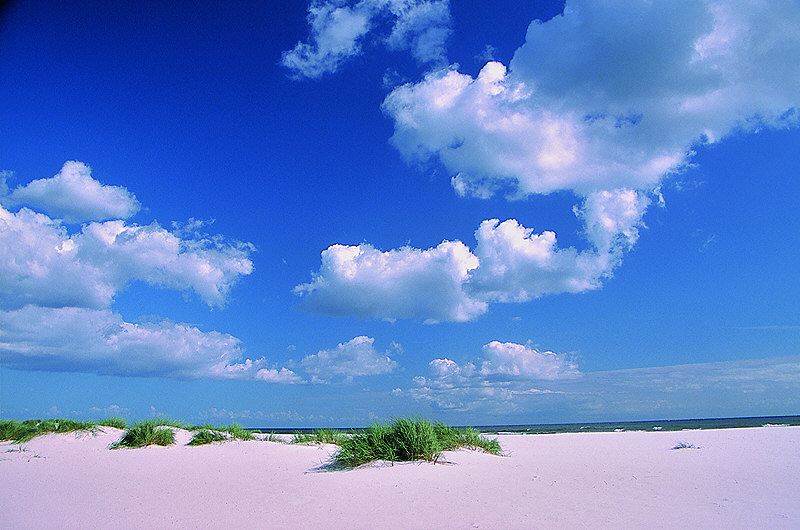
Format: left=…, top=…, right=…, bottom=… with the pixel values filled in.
left=221, top=423, right=255, bottom=441
left=185, top=423, right=254, bottom=446
left=291, top=428, right=348, bottom=446
left=150, top=417, right=186, bottom=429
left=331, top=417, right=502, bottom=469
left=110, top=420, right=176, bottom=448
left=97, top=417, right=128, bottom=430
left=0, top=420, right=19, bottom=441
left=263, top=432, right=287, bottom=443
left=188, top=429, right=228, bottom=446
left=0, top=418, right=99, bottom=443
left=433, top=423, right=503, bottom=455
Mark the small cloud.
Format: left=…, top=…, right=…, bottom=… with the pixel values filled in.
left=474, top=44, right=497, bottom=65
left=281, top=1, right=372, bottom=79
left=282, top=0, right=451, bottom=79
left=0, top=170, right=12, bottom=197
left=385, top=0, right=451, bottom=66
left=479, top=341, right=580, bottom=380
left=88, top=404, right=129, bottom=417
left=1, top=161, right=140, bottom=223
left=692, top=229, right=717, bottom=252
left=293, top=240, right=485, bottom=322
left=409, top=340, right=578, bottom=411
left=299, top=336, right=399, bottom=383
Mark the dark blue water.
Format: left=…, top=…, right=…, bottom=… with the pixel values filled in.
left=252, top=415, right=800, bottom=434
left=472, top=415, right=800, bottom=434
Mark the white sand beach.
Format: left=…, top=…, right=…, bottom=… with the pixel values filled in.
left=2, top=426, right=798, bottom=529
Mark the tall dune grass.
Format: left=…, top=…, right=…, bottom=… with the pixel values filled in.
left=110, top=420, right=176, bottom=448
left=0, top=418, right=127, bottom=443
left=331, top=417, right=502, bottom=469
left=187, top=423, right=255, bottom=445
left=291, top=428, right=348, bottom=446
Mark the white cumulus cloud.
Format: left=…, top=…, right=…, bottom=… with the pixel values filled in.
left=282, top=0, right=451, bottom=79
left=0, top=306, right=298, bottom=381
left=296, top=189, right=648, bottom=321
left=1, top=161, right=140, bottom=223
left=0, top=160, right=264, bottom=382
left=384, top=1, right=800, bottom=198
left=299, top=335, right=399, bottom=383
left=306, top=0, right=800, bottom=322
left=0, top=203, right=254, bottom=310
left=479, top=341, right=580, bottom=380
left=293, top=240, right=485, bottom=322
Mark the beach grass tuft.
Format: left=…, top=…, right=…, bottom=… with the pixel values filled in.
left=221, top=423, right=255, bottom=441
left=291, top=428, right=348, bottom=446
left=110, top=420, right=176, bottom=448
left=187, top=429, right=228, bottom=446
left=186, top=423, right=255, bottom=446
left=0, top=418, right=101, bottom=443
left=150, top=417, right=187, bottom=429
left=330, top=417, right=502, bottom=469
left=97, top=417, right=128, bottom=430
left=263, top=432, right=288, bottom=443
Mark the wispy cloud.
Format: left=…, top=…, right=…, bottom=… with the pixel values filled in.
left=408, top=340, right=579, bottom=412
left=282, top=0, right=451, bottom=79
left=299, top=335, right=399, bottom=383
left=729, top=326, right=800, bottom=331
left=408, top=353, right=800, bottom=419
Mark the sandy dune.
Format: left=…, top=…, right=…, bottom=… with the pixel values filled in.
left=2, top=426, right=798, bottom=529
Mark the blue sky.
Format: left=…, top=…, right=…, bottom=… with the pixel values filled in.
left=1, top=0, right=799, bottom=427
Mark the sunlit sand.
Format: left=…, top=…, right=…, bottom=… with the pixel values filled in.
left=2, top=425, right=798, bottom=528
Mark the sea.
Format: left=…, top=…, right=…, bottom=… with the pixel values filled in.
left=254, top=415, right=800, bottom=435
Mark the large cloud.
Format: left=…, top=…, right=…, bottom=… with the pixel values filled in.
left=0, top=203, right=254, bottom=310
left=384, top=1, right=800, bottom=198
left=296, top=189, right=648, bottom=321
left=282, top=0, right=451, bottom=79
left=298, top=1, right=800, bottom=322
left=294, top=239, right=485, bottom=322
left=0, top=161, right=267, bottom=382
left=1, top=161, right=140, bottom=223
left=469, top=188, right=648, bottom=303
left=299, top=335, right=399, bottom=383
left=0, top=306, right=299, bottom=382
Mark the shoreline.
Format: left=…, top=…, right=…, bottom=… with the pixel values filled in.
left=257, top=414, right=800, bottom=435
left=2, top=425, right=798, bottom=528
